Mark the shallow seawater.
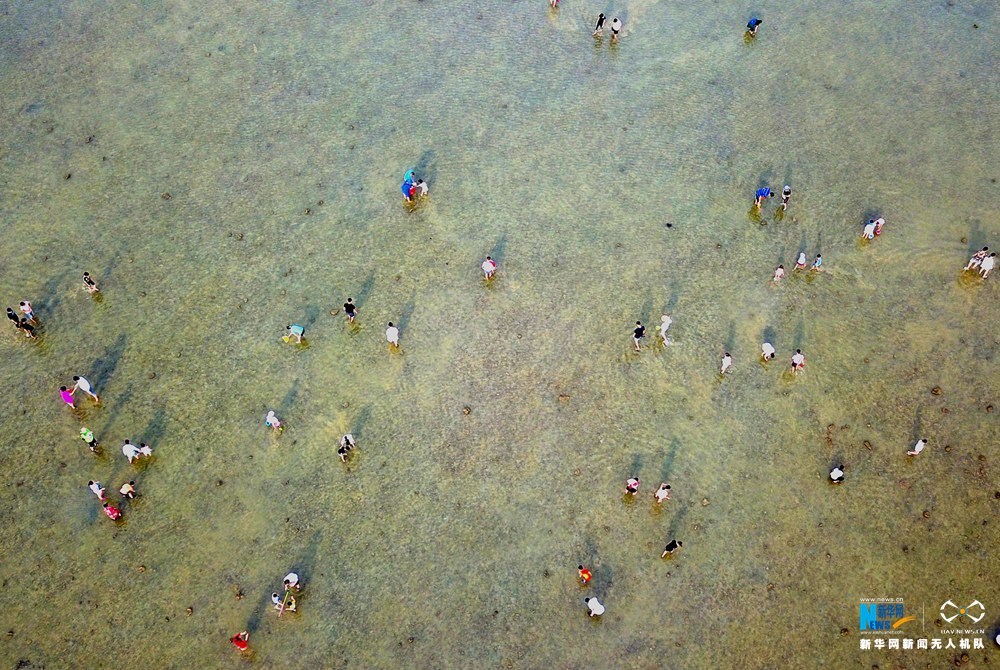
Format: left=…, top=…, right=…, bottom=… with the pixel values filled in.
left=0, top=1, right=998, bottom=668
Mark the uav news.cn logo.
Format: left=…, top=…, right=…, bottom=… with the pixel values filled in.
left=940, top=600, right=985, bottom=625
left=859, top=599, right=915, bottom=632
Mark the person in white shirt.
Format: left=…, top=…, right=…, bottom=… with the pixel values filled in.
left=761, top=342, right=775, bottom=361
left=122, top=440, right=141, bottom=463
left=862, top=220, right=876, bottom=240
left=610, top=17, right=622, bottom=40
left=772, top=265, right=784, bottom=283
left=794, top=252, right=807, bottom=270
left=658, top=315, right=672, bottom=345
left=481, top=256, right=496, bottom=279
left=791, top=349, right=805, bottom=372
left=720, top=352, right=733, bottom=374
left=829, top=465, right=845, bottom=483
left=415, top=179, right=429, bottom=197
left=88, top=480, right=106, bottom=500
left=283, top=572, right=300, bottom=591
left=265, top=411, right=282, bottom=432
left=980, top=252, right=996, bottom=278
left=906, top=439, right=927, bottom=456
left=138, top=443, right=153, bottom=458
left=73, top=376, right=99, bottom=403
left=654, top=483, right=671, bottom=504
left=585, top=597, right=605, bottom=617
left=385, top=322, right=399, bottom=349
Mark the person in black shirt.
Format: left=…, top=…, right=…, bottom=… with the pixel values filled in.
left=6, top=307, right=20, bottom=329
left=661, top=539, right=683, bottom=557
left=82, top=272, right=99, bottom=293
left=632, top=321, right=645, bottom=351
left=19, top=318, right=36, bottom=339
left=344, top=298, right=357, bottom=323
left=593, top=13, right=606, bottom=36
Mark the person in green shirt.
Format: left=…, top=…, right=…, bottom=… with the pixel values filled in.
left=80, top=427, right=98, bottom=452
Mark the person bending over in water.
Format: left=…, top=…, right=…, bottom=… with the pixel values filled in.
left=338, top=433, right=355, bottom=462
left=231, top=631, right=249, bottom=652
left=661, top=539, right=683, bottom=557
left=906, top=439, right=927, bottom=456
left=593, top=13, right=606, bottom=36
left=862, top=220, right=876, bottom=240
left=89, top=480, right=106, bottom=501
left=980, top=252, right=996, bottom=278
left=19, top=319, right=36, bottom=339
left=772, top=265, right=785, bottom=282
left=122, top=440, right=141, bottom=463
left=103, top=502, right=122, bottom=520
left=720, top=352, right=733, bottom=374
left=120, top=481, right=137, bottom=499
left=73, top=376, right=99, bottom=403
left=285, top=324, right=305, bottom=344
left=585, top=596, right=605, bottom=617
left=625, top=477, right=640, bottom=495
left=82, top=272, right=99, bottom=293
left=654, top=483, right=671, bottom=504
left=754, top=186, right=771, bottom=209
left=265, top=410, right=283, bottom=432
left=80, top=427, right=99, bottom=452
left=965, top=246, right=989, bottom=271
left=761, top=342, right=776, bottom=361
left=746, top=17, right=762, bottom=37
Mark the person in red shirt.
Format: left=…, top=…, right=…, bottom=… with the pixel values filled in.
left=577, top=565, right=592, bottom=585
left=103, top=503, right=122, bottom=520
left=231, top=631, right=249, bottom=651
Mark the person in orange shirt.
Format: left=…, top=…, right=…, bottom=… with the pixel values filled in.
left=577, top=565, right=592, bottom=585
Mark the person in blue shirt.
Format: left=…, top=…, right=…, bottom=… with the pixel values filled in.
left=401, top=169, right=417, bottom=202
left=811, top=255, right=823, bottom=271
left=284, top=324, right=305, bottom=344
left=746, top=17, right=762, bottom=36
left=754, top=186, right=772, bottom=209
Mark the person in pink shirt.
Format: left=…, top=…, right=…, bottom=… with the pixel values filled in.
left=59, top=386, right=75, bottom=408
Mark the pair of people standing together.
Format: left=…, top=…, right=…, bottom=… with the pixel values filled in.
left=592, top=14, right=623, bottom=40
